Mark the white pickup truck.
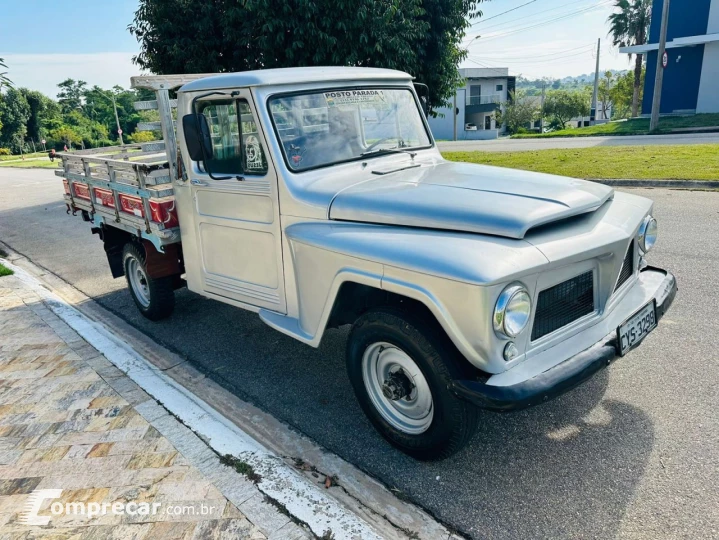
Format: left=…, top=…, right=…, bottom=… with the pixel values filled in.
left=58, top=67, right=676, bottom=460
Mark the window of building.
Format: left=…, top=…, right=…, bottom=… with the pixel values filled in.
left=198, top=99, right=268, bottom=176
left=496, top=84, right=504, bottom=92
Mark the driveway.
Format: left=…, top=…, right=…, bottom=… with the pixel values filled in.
left=1, top=168, right=717, bottom=539
left=438, top=132, right=719, bottom=152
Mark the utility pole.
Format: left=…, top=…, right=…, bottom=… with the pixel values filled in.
left=650, top=0, right=671, bottom=131
left=111, top=93, right=124, bottom=145
left=453, top=92, right=458, bottom=141
left=591, top=38, right=601, bottom=124
left=540, top=80, right=546, bottom=132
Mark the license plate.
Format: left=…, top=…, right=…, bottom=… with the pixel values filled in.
left=617, top=300, right=657, bottom=356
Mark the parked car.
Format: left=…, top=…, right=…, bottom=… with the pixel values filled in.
left=58, top=67, right=676, bottom=459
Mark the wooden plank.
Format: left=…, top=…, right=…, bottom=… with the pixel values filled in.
left=156, top=89, right=179, bottom=183
left=62, top=171, right=175, bottom=198
left=140, top=141, right=165, bottom=153
left=133, top=99, right=177, bottom=110
left=137, top=121, right=163, bottom=132
left=131, top=74, right=215, bottom=91
left=64, top=195, right=181, bottom=239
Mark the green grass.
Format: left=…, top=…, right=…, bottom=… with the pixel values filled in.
left=0, top=151, right=47, bottom=161
left=512, top=113, right=719, bottom=139
left=0, top=263, right=13, bottom=277
left=0, top=159, right=59, bottom=169
left=442, top=144, right=719, bottom=180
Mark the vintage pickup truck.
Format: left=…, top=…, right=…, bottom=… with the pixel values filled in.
left=58, top=67, right=676, bottom=460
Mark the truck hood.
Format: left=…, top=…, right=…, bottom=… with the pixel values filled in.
left=328, top=161, right=614, bottom=239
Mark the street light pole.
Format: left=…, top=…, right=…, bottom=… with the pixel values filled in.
left=591, top=38, right=601, bottom=124
left=111, top=93, right=124, bottom=145
left=650, top=0, right=671, bottom=131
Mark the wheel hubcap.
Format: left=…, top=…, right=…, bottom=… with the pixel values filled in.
left=362, top=342, right=434, bottom=435
left=127, top=257, right=150, bottom=308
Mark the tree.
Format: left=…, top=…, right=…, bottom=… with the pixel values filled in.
left=543, top=90, right=590, bottom=130
left=597, top=71, right=616, bottom=120
left=608, top=0, right=652, bottom=118
left=496, top=90, right=539, bottom=134
left=57, top=79, right=88, bottom=114
left=0, top=58, right=12, bottom=90
left=611, top=69, right=645, bottom=118
left=127, top=129, right=156, bottom=143
left=0, top=88, right=31, bottom=152
left=130, top=0, right=485, bottom=110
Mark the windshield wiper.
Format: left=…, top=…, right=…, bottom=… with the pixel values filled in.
left=360, top=147, right=417, bottom=159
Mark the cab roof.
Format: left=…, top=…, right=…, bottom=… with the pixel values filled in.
left=178, top=67, right=413, bottom=93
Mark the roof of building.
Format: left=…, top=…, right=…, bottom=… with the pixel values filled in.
left=171, top=67, right=413, bottom=93
left=620, top=32, right=719, bottom=54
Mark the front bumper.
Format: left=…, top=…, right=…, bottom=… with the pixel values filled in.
left=450, top=267, right=677, bottom=412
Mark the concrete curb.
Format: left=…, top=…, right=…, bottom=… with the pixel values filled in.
left=588, top=179, right=719, bottom=189
left=0, top=242, right=460, bottom=540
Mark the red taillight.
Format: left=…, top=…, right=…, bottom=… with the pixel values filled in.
left=73, top=183, right=91, bottom=200
left=62, top=179, right=70, bottom=195
left=93, top=187, right=115, bottom=208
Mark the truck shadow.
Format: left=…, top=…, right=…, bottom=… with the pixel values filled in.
left=84, top=286, right=654, bottom=540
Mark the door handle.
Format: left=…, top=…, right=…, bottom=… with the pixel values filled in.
left=191, top=179, right=209, bottom=187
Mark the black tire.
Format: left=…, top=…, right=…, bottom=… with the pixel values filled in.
left=122, top=243, right=175, bottom=321
left=346, top=307, right=478, bottom=460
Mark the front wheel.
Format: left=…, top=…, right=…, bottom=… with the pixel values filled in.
left=346, top=308, right=478, bottom=460
left=123, top=243, right=175, bottom=321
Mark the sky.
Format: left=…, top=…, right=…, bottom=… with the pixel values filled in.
left=0, top=0, right=632, bottom=99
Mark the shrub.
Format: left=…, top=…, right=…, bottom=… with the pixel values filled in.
left=0, top=148, right=11, bottom=156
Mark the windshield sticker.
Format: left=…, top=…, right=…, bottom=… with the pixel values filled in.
left=324, top=90, right=387, bottom=108
left=244, top=135, right=264, bottom=170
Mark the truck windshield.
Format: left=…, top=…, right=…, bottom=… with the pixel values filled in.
left=269, top=88, right=431, bottom=172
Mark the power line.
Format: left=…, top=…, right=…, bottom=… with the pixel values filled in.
left=469, top=0, right=538, bottom=27
left=469, top=48, right=595, bottom=66
left=468, top=0, right=600, bottom=33
left=474, top=1, right=614, bottom=44
left=474, top=43, right=595, bottom=61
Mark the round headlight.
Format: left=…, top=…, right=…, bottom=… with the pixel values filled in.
left=493, top=284, right=532, bottom=338
left=638, top=216, right=658, bottom=253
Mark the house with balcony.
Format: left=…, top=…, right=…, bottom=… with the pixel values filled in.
left=428, top=68, right=516, bottom=140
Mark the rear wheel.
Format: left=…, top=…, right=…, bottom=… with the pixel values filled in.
left=346, top=308, right=478, bottom=460
left=122, top=243, right=175, bottom=321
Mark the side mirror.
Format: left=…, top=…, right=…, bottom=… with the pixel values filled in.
left=182, top=113, right=213, bottom=162
left=414, top=83, right=430, bottom=118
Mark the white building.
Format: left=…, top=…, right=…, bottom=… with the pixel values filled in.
left=429, top=68, right=515, bottom=141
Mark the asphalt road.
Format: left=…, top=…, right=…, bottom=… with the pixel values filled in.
left=437, top=132, right=719, bottom=152
left=1, top=168, right=717, bottom=539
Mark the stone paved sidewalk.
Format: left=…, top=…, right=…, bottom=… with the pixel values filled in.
left=0, top=272, right=308, bottom=540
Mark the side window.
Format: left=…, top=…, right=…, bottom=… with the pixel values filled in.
left=199, top=99, right=268, bottom=176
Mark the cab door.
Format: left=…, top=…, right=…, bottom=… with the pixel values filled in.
left=185, top=92, right=285, bottom=313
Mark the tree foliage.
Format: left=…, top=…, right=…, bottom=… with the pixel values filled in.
left=611, top=69, right=645, bottom=119
left=607, top=0, right=652, bottom=117
left=0, top=88, right=31, bottom=152
left=0, top=58, right=12, bottom=90
left=496, top=90, right=539, bottom=134
left=543, top=89, right=591, bottom=130
left=0, top=78, right=159, bottom=154
left=129, top=0, right=484, bottom=110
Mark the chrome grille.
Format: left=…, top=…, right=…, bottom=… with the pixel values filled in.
left=614, top=242, right=635, bottom=292
left=531, top=271, right=595, bottom=341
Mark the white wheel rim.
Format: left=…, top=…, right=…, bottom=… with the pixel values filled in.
left=127, top=257, right=150, bottom=308
left=361, top=342, right=434, bottom=435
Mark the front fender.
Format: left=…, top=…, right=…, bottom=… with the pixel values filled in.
left=281, top=222, right=547, bottom=371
